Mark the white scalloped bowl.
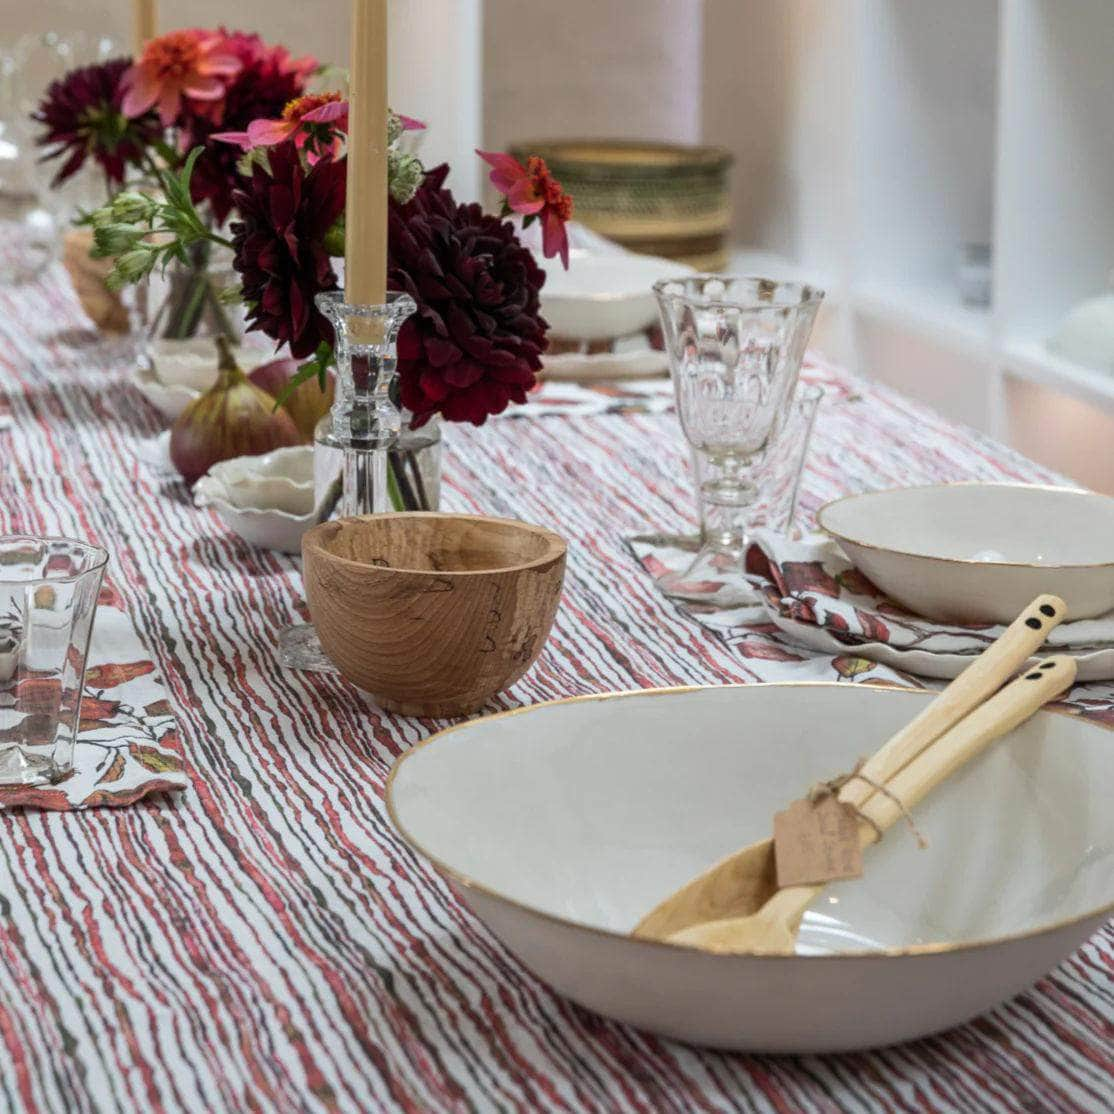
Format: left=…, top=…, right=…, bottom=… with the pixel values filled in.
left=818, top=483, right=1114, bottom=623
left=194, top=447, right=322, bottom=553
left=388, top=683, right=1114, bottom=1052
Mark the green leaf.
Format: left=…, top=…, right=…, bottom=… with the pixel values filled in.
left=179, top=146, right=204, bottom=193
left=152, top=139, right=180, bottom=168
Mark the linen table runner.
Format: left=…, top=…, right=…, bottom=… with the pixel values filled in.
left=0, top=268, right=1108, bottom=1114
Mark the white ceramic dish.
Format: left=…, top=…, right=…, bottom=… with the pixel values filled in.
left=134, top=338, right=268, bottom=421
left=818, top=483, right=1114, bottom=623
left=194, top=447, right=322, bottom=554
left=388, top=683, right=1114, bottom=1053
left=765, top=608, right=1114, bottom=681
left=541, top=253, right=694, bottom=341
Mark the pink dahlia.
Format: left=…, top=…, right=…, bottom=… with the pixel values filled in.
left=215, top=92, right=348, bottom=165
left=185, top=30, right=317, bottom=222
left=121, top=29, right=241, bottom=127
left=477, top=150, right=573, bottom=268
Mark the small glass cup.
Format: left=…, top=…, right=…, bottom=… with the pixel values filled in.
left=655, top=275, right=824, bottom=604
left=0, top=535, right=107, bottom=785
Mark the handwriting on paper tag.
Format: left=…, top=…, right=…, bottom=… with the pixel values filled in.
left=773, top=796, right=863, bottom=889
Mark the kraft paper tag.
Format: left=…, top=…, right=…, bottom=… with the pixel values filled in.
left=773, top=796, right=863, bottom=888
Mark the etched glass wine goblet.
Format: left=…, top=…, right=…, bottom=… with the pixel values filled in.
left=653, top=275, right=824, bottom=605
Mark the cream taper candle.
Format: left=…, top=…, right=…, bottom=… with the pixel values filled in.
left=133, top=0, right=156, bottom=53
left=344, top=0, right=389, bottom=307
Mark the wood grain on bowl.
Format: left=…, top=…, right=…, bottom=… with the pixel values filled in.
left=303, top=513, right=566, bottom=717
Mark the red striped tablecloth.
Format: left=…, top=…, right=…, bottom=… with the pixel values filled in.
left=0, top=269, right=1111, bottom=1113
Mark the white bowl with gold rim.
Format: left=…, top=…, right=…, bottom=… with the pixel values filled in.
left=818, top=483, right=1114, bottom=623
left=388, top=683, right=1114, bottom=1052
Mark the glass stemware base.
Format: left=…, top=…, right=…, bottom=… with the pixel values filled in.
left=278, top=623, right=337, bottom=673
left=659, top=380, right=823, bottom=608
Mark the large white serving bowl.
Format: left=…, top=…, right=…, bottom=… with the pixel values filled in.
left=540, top=253, right=694, bottom=340
left=818, top=483, right=1114, bottom=623
left=387, top=684, right=1114, bottom=1053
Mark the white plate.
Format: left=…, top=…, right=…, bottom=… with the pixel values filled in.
left=766, top=608, right=1114, bottom=681
left=541, top=252, right=693, bottom=341
left=389, top=683, right=1114, bottom=1052
left=818, top=483, right=1114, bottom=623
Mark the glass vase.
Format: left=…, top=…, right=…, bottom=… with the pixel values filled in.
left=390, top=412, right=442, bottom=511
left=313, top=410, right=442, bottom=522
left=654, top=275, right=824, bottom=605
left=131, top=243, right=243, bottom=347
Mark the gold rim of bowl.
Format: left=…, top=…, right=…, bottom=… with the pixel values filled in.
left=386, top=681, right=1114, bottom=960
left=817, top=481, right=1114, bottom=572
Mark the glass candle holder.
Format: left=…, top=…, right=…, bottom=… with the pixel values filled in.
left=314, top=290, right=416, bottom=516
left=0, top=535, right=107, bottom=785
left=654, top=275, right=824, bottom=605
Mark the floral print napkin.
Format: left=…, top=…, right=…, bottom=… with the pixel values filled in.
left=744, top=530, right=1114, bottom=653
left=0, top=578, right=188, bottom=811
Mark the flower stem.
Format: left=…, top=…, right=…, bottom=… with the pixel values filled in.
left=386, top=458, right=404, bottom=511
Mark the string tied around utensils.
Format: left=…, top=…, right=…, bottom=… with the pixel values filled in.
left=807, top=758, right=928, bottom=850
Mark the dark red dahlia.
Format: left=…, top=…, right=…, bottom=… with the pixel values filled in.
left=33, top=58, right=160, bottom=186
left=388, top=164, right=549, bottom=426
left=185, top=31, right=316, bottom=223
left=230, top=140, right=344, bottom=358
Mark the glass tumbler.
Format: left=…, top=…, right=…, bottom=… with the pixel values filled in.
left=654, top=275, right=824, bottom=604
left=0, top=536, right=108, bottom=785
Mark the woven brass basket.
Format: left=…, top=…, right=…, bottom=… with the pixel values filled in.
left=510, top=140, right=733, bottom=270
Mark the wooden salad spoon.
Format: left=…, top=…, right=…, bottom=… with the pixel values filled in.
left=667, top=653, right=1077, bottom=953
left=632, top=593, right=1068, bottom=942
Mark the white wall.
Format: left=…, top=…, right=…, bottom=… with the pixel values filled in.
left=482, top=0, right=703, bottom=151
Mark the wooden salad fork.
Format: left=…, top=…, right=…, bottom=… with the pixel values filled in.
left=667, top=653, right=1077, bottom=953
left=632, top=594, right=1069, bottom=943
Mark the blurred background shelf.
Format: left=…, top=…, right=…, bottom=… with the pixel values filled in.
left=852, top=282, right=994, bottom=352
left=704, top=0, right=1114, bottom=491
left=1003, top=342, right=1114, bottom=413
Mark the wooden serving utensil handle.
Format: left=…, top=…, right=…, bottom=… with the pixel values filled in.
left=749, top=654, right=1079, bottom=942
left=634, top=595, right=1067, bottom=944
left=840, top=594, right=1067, bottom=812
left=858, top=653, right=1077, bottom=833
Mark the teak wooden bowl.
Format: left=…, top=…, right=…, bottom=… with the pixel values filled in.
left=302, top=513, right=567, bottom=717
